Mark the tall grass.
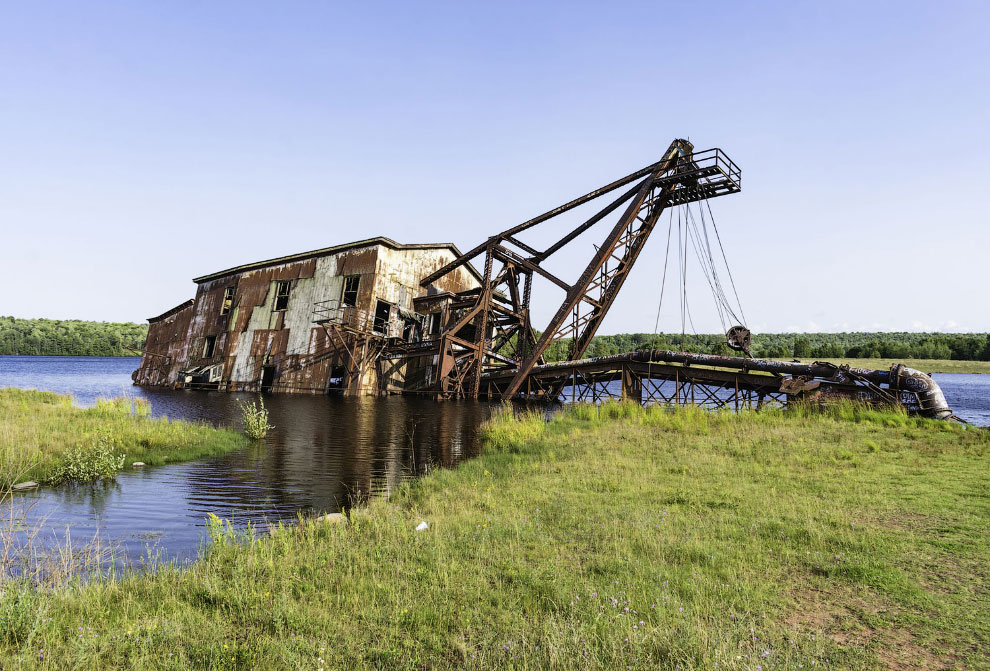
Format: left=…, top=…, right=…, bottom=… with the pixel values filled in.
left=0, top=401, right=986, bottom=669
left=0, top=388, right=249, bottom=487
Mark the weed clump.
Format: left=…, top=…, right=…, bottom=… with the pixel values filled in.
left=238, top=397, right=273, bottom=440
left=45, top=430, right=125, bottom=485
left=479, top=404, right=546, bottom=451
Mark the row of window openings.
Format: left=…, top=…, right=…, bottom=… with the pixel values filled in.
left=218, top=275, right=361, bottom=316
left=204, top=305, right=439, bottom=359
left=206, top=277, right=439, bottom=357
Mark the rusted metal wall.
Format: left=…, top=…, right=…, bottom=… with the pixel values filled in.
left=373, top=246, right=479, bottom=391
left=134, top=240, right=479, bottom=395
left=132, top=301, right=195, bottom=386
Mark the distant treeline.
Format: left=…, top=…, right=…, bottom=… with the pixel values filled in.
left=0, top=317, right=147, bottom=356
left=544, top=331, right=990, bottom=362
left=2, top=315, right=989, bottom=362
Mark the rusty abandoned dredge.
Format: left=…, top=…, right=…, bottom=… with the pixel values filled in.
left=134, top=139, right=956, bottom=420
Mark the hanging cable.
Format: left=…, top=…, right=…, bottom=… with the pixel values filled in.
left=684, top=202, right=746, bottom=329
left=651, top=208, right=675, bottom=349
left=684, top=204, right=731, bottom=330
left=704, top=198, right=747, bottom=326
left=679, top=206, right=688, bottom=349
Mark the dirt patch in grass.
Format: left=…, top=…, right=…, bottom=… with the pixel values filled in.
left=785, top=585, right=955, bottom=670
left=866, top=511, right=947, bottom=533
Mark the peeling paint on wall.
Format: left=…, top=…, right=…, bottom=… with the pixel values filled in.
left=134, top=238, right=480, bottom=395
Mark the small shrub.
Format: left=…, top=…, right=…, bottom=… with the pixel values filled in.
left=238, top=397, right=273, bottom=440
left=46, top=431, right=125, bottom=485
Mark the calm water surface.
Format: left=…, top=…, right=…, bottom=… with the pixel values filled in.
left=1, top=355, right=987, bottom=568
left=0, top=356, right=494, bottom=567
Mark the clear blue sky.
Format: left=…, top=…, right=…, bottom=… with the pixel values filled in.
left=2, top=1, right=988, bottom=334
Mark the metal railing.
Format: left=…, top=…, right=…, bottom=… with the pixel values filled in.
left=657, top=147, right=742, bottom=205
left=312, top=299, right=404, bottom=338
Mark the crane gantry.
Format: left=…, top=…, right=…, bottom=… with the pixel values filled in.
left=400, top=139, right=743, bottom=400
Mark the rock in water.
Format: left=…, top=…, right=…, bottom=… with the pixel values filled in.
left=11, top=481, right=38, bottom=491
left=132, top=462, right=146, bottom=467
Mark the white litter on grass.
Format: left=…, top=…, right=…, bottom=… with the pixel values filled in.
left=415, top=521, right=429, bottom=531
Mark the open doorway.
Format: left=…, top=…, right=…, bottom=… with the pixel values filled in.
left=260, top=366, right=276, bottom=392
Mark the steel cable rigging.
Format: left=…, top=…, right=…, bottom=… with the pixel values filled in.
left=652, top=200, right=748, bottom=352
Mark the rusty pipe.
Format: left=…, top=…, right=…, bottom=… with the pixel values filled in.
left=526, top=349, right=889, bottom=381
left=889, top=364, right=953, bottom=420
left=507, top=349, right=954, bottom=420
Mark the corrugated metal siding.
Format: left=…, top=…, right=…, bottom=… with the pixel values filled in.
left=135, top=241, right=479, bottom=395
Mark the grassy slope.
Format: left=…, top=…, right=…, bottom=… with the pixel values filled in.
left=789, top=358, right=990, bottom=374
left=0, top=388, right=248, bottom=487
left=2, top=404, right=988, bottom=670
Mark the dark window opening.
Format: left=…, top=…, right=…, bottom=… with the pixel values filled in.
left=273, top=280, right=291, bottom=312
left=373, top=300, right=391, bottom=334
left=260, top=366, right=276, bottom=393
left=327, top=364, right=347, bottom=392
left=342, top=275, right=360, bottom=307
left=402, top=313, right=427, bottom=342
left=203, top=335, right=217, bottom=359
left=220, top=287, right=235, bottom=315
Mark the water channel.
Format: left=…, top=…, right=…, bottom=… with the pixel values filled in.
left=1, top=355, right=987, bottom=568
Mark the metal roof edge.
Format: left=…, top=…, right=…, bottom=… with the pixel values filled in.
left=191, top=237, right=475, bottom=284
left=148, top=299, right=196, bottom=323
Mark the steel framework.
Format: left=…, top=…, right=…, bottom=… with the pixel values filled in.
left=405, top=139, right=743, bottom=400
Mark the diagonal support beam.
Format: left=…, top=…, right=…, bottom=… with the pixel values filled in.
left=499, top=139, right=691, bottom=400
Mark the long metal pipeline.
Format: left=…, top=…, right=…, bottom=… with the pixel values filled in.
left=513, top=349, right=955, bottom=420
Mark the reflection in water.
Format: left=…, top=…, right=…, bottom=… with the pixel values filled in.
left=6, top=385, right=494, bottom=567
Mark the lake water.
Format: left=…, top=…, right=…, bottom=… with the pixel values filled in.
left=0, top=356, right=494, bottom=568
left=1, top=355, right=987, bottom=569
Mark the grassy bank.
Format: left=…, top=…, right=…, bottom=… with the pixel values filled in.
left=789, top=358, right=990, bottom=374
left=0, top=388, right=248, bottom=487
left=1, top=403, right=988, bottom=669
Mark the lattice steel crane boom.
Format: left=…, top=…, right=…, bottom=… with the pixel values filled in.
left=415, top=138, right=743, bottom=400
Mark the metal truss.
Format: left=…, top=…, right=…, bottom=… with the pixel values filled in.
left=412, top=139, right=742, bottom=400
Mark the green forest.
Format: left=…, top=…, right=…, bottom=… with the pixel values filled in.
left=0, top=317, right=148, bottom=356
left=2, top=316, right=989, bottom=362
left=544, top=330, right=990, bottom=362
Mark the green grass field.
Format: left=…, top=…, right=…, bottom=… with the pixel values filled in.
left=0, top=388, right=248, bottom=487
left=1, top=402, right=986, bottom=669
left=789, top=358, right=990, bottom=374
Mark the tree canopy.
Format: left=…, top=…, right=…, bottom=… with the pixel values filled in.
left=0, top=317, right=147, bottom=356
left=2, top=315, right=988, bottom=363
